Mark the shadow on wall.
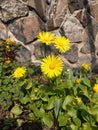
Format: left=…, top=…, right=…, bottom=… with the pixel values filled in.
left=83, top=0, right=96, bottom=68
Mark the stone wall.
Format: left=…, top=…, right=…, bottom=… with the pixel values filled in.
left=0, top=0, right=98, bottom=71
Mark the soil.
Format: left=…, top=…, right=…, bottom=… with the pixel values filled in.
left=0, top=108, right=54, bottom=130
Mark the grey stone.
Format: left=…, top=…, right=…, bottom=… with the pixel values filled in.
left=8, top=11, right=45, bottom=44
left=78, top=54, right=91, bottom=66
left=46, top=0, right=68, bottom=30
left=63, top=44, right=78, bottom=63
left=28, top=0, right=46, bottom=21
left=0, top=0, right=29, bottom=22
left=60, top=15, right=84, bottom=42
left=74, top=9, right=89, bottom=27
left=0, top=20, right=8, bottom=40
left=15, top=46, right=31, bottom=64
left=68, top=0, right=84, bottom=13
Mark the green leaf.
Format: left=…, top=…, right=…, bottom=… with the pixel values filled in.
left=31, top=105, right=45, bottom=118
left=79, top=84, right=87, bottom=91
left=54, top=100, right=61, bottom=119
left=29, top=112, right=36, bottom=120
left=80, top=123, right=92, bottom=130
left=58, top=113, right=68, bottom=126
left=39, top=107, right=45, bottom=117
left=17, top=119, right=23, bottom=127
left=18, top=79, right=27, bottom=87
left=70, top=124, right=78, bottom=130
left=66, top=69, right=74, bottom=79
left=26, top=79, right=33, bottom=89
left=46, top=96, right=56, bottom=110
left=72, top=117, right=81, bottom=127
left=92, top=126, right=98, bottom=130
left=81, top=110, right=95, bottom=124
left=88, top=106, right=98, bottom=115
left=65, top=79, right=73, bottom=89
left=42, top=112, right=53, bottom=128
left=62, top=96, right=73, bottom=110
left=82, top=77, right=91, bottom=87
left=67, top=108, right=77, bottom=117
left=27, top=68, right=34, bottom=75
left=11, top=104, right=22, bottom=115
left=20, top=95, right=30, bottom=104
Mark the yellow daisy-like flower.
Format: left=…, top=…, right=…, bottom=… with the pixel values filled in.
left=5, top=58, right=11, bottom=64
left=41, top=55, right=64, bottom=78
left=54, top=36, right=71, bottom=53
left=75, top=97, right=82, bottom=103
left=75, top=78, right=80, bottom=84
left=6, top=38, right=14, bottom=45
left=12, top=67, right=26, bottom=78
left=82, top=63, right=91, bottom=71
left=37, top=31, right=55, bottom=45
left=93, top=84, right=98, bottom=93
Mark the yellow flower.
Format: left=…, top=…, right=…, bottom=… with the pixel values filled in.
left=41, top=55, right=64, bottom=78
left=6, top=38, right=14, bottom=45
left=37, top=31, right=55, bottom=45
left=6, top=45, right=11, bottom=51
left=34, top=88, right=39, bottom=93
left=93, top=84, right=98, bottom=93
left=82, top=63, right=91, bottom=71
left=12, top=67, right=26, bottom=78
left=75, top=78, right=80, bottom=84
left=54, top=36, right=71, bottom=53
left=30, top=95, right=36, bottom=100
left=5, top=58, right=11, bottom=64
left=75, top=97, right=82, bottom=103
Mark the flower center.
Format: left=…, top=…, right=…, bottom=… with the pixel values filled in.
left=49, top=63, right=55, bottom=70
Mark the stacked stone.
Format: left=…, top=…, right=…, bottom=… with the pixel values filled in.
left=0, top=0, right=98, bottom=71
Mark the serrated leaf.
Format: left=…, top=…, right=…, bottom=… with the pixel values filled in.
left=80, top=123, right=92, bottom=130
left=11, top=104, right=22, bottom=115
left=29, top=112, right=36, bottom=120
left=32, top=105, right=44, bottom=118
left=20, top=95, right=30, bottom=104
left=89, top=106, right=98, bottom=115
left=66, top=79, right=73, bottom=89
left=82, top=77, right=91, bottom=87
left=39, top=107, right=45, bottom=117
left=46, top=96, right=55, bottom=110
left=72, top=117, right=81, bottom=127
left=26, top=79, right=33, bottom=89
left=42, top=112, right=53, bottom=128
left=67, top=108, right=77, bottom=117
left=18, top=79, right=27, bottom=87
left=58, top=113, right=68, bottom=126
left=62, top=96, right=73, bottom=110
left=17, top=119, right=23, bottom=127
left=70, top=124, right=78, bottom=130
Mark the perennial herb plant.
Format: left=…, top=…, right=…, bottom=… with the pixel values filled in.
left=0, top=33, right=98, bottom=130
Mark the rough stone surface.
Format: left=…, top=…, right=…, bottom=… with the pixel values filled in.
left=8, top=11, right=45, bottom=44
left=0, top=0, right=98, bottom=69
left=60, top=15, right=84, bottom=42
left=15, top=46, right=31, bottom=64
left=88, top=0, right=98, bottom=23
left=68, top=0, right=84, bottom=13
left=46, top=0, right=68, bottom=30
left=0, top=20, right=8, bottom=39
left=74, top=9, right=89, bottom=27
left=0, top=0, right=29, bottom=22
left=64, top=44, right=78, bottom=63
left=28, top=0, right=46, bottom=21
